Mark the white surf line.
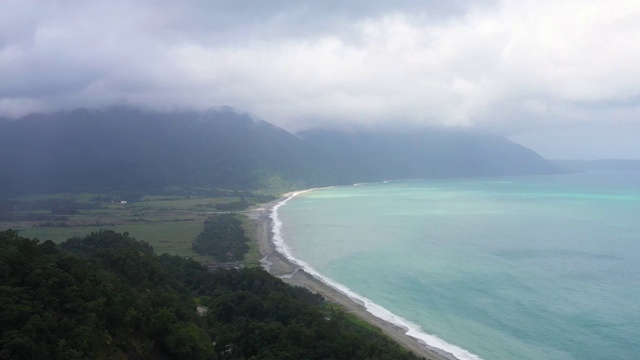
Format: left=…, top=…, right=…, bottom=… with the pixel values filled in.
left=269, top=189, right=483, bottom=360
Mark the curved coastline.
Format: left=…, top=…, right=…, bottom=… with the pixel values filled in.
left=267, top=189, right=482, bottom=360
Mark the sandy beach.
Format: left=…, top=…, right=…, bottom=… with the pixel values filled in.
left=245, top=198, right=456, bottom=360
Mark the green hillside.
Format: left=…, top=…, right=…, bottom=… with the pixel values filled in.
left=0, top=106, right=556, bottom=197
left=0, top=229, right=424, bottom=360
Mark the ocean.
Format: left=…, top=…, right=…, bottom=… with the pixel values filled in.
left=272, top=171, right=640, bottom=360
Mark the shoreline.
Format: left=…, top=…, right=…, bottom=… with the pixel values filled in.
left=245, top=194, right=457, bottom=360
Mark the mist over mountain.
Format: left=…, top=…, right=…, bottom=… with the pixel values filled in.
left=0, top=107, right=557, bottom=196
left=298, top=128, right=556, bottom=182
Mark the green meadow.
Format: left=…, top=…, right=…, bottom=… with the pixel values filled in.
left=1, top=193, right=261, bottom=264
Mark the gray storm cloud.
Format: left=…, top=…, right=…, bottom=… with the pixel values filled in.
left=1, top=0, right=639, bottom=158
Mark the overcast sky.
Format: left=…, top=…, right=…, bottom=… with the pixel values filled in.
left=1, top=0, right=639, bottom=159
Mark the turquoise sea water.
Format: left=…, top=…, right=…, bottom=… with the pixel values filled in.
left=273, top=172, right=640, bottom=360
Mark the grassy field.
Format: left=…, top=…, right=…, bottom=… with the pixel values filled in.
left=240, top=215, right=262, bottom=267
left=1, top=193, right=260, bottom=264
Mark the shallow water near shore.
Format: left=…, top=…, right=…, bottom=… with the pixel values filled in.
left=275, top=171, right=640, bottom=360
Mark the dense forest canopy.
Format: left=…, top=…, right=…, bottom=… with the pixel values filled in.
left=0, top=229, right=424, bottom=360
left=193, top=214, right=250, bottom=262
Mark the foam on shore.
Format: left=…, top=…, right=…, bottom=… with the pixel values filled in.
left=270, top=190, right=483, bottom=360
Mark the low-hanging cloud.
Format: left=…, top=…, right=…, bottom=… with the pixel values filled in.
left=1, top=0, right=639, bottom=157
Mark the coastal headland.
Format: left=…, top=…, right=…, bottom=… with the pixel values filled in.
left=245, top=197, right=456, bottom=360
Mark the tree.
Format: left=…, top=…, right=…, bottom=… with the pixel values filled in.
left=192, top=214, right=249, bottom=261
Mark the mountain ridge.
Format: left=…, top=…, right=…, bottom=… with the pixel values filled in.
left=0, top=106, right=557, bottom=196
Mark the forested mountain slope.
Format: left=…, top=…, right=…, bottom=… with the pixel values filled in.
left=0, top=107, right=337, bottom=196
left=0, top=229, right=424, bottom=360
left=298, top=128, right=556, bottom=182
left=0, top=106, right=556, bottom=196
